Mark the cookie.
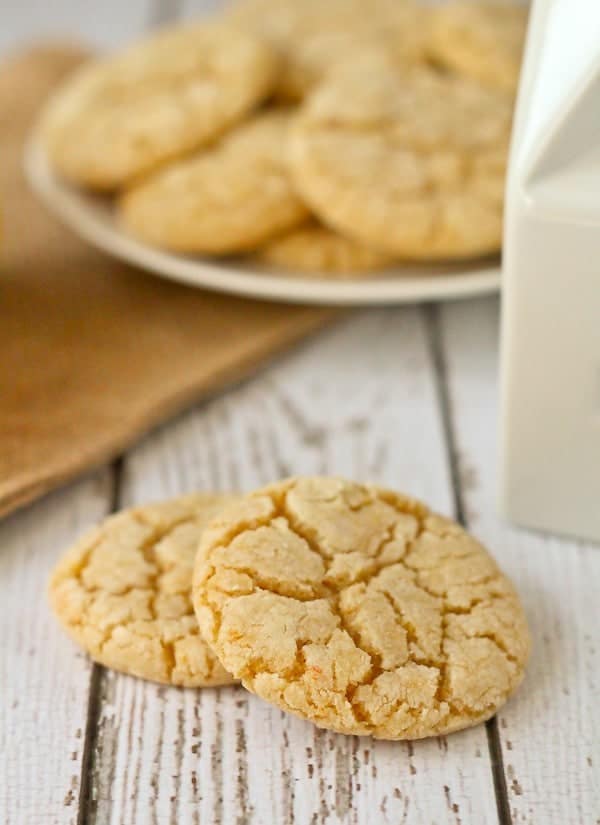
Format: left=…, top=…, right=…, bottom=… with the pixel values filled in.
left=227, top=0, right=428, bottom=101
left=289, top=60, right=512, bottom=260
left=41, top=23, right=279, bottom=190
left=254, top=223, right=394, bottom=276
left=428, top=2, right=528, bottom=95
left=119, top=110, right=309, bottom=254
left=193, top=477, right=530, bottom=739
left=49, top=494, right=238, bottom=687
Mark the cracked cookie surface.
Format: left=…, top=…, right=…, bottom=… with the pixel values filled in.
left=227, top=0, right=428, bottom=102
left=253, top=222, right=394, bottom=276
left=193, top=477, right=530, bottom=739
left=41, top=23, right=278, bottom=190
left=49, top=494, right=238, bottom=687
left=119, top=109, right=308, bottom=254
left=427, top=2, right=528, bottom=95
left=289, top=60, right=513, bottom=260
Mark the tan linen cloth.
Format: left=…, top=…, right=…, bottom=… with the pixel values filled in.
left=0, top=46, right=336, bottom=518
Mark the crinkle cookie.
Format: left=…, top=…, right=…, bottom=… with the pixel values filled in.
left=428, top=2, right=528, bottom=95
left=193, top=477, right=530, bottom=739
left=254, top=223, right=393, bottom=276
left=227, top=0, right=429, bottom=101
left=41, top=23, right=278, bottom=190
left=119, top=110, right=309, bottom=254
left=49, top=494, right=238, bottom=687
left=289, top=61, right=513, bottom=260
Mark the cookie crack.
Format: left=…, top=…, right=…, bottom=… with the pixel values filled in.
left=133, top=511, right=224, bottom=626
left=213, top=561, right=327, bottom=601
left=63, top=511, right=212, bottom=679
left=202, top=484, right=524, bottom=733
left=93, top=613, right=224, bottom=681
left=96, top=621, right=178, bottom=677
left=373, top=588, right=456, bottom=712
left=276, top=497, right=385, bottom=686
left=345, top=497, right=520, bottom=711
left=272, top=494, right=462, bottom=720
left=377, top=588, right=443, bottom=669
left=455, top=628, right=518, bottom=664
left=279, top=489, right=426, bottom=588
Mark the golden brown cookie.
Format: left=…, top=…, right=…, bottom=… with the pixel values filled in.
left=118, top=110, right=309, bottom=254
left=49, top=494, right=238, bottom=687
left=193, top=477, right=530, bottom=739
left=41, top=23, right=279, bottom=190
left=428, top=2, right=528, bottom=95
left=254, top=223, right=394, bottom=276
left=289, top=60, right=513, bottom=260
left=227, top=0, right=428, bottom=101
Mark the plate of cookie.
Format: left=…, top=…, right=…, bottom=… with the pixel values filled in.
left=26, top=1, right=528, bottom=306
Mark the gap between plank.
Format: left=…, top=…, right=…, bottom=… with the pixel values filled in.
left=76, top=665, right=104, bottom=825
left=77, top=458, right=123, bottom=825
left=422, top=304, right=466, bottom=527
left=486, top=716, right=513, bottom=825
left=422, top=303, right=512, bottom=825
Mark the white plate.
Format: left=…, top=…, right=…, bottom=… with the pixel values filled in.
left=24, top=136, right=501, bottom=306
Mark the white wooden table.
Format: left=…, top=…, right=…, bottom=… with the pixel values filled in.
left=2, top=4, right=599, bottom=824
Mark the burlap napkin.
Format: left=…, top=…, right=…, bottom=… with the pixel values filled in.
left=0, top=47, right=337, bottom=518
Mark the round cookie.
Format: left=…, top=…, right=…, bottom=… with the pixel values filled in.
left=427, top=2, right=528, bottom=95
left=289, top=60, right=513, bottom=260
left=41, top=23, right=279, bottom=190
left=49, top=493, right=238, bottom=687
left=193, top=477, right=530, bottom=739
left=119, top=110, right=309, bottom=254
left=254, top=223, right=394, bottom=277
left=227, top=0, right=428, bottom=102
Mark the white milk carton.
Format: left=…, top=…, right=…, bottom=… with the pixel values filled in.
left=499, top=0, right=600, bottom=541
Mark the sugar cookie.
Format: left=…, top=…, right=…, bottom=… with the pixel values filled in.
left=254, top=223, right=393, bottom=276
left=41, top=23, right=278, bottom=189
left=289, top=61, right=512, bottom=260
left=428, top=2, right=528, bottom=95
left=49, top=494, right=238, bottom=687
left=193, top=477, right=530, bottom=739
left=119, top=110, right=309, bottom=254
left=227, top=0, right=428, bottom=101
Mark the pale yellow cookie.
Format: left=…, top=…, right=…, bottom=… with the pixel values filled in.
left=227, top=0, right=428, bottom=101
left=193, top=477, right=530, bottom=739
left=254, top=223, right=394, bottom=277
left=49, top=494, right=238, bottom=687
left=428, top=2, right=528, bottom=95
left=118, top=110, right=309, bottom=254
left=289, top=60, right=513, bottom=260
left=41, top=23, right=279, bottom=190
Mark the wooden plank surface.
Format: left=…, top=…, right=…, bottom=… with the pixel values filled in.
left=0, top=474, right=113, bottom=825
left=84, top=309, right=499, bottom=825
left=439, top=296, right=600, bottom=825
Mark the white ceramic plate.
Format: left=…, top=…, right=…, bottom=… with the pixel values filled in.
left=24, top=136, right=501, bottom=306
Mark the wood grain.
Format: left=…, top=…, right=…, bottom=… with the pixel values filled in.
left=439, top=296, right=600, bottom=825
left=0, top=474, right=113, bottom=825
left=87, top=308, right=499, bottom=824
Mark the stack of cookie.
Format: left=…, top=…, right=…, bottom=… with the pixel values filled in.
left=50, top=476, right=530, bottom=740
left=39, top=0, right=528, bottom=278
